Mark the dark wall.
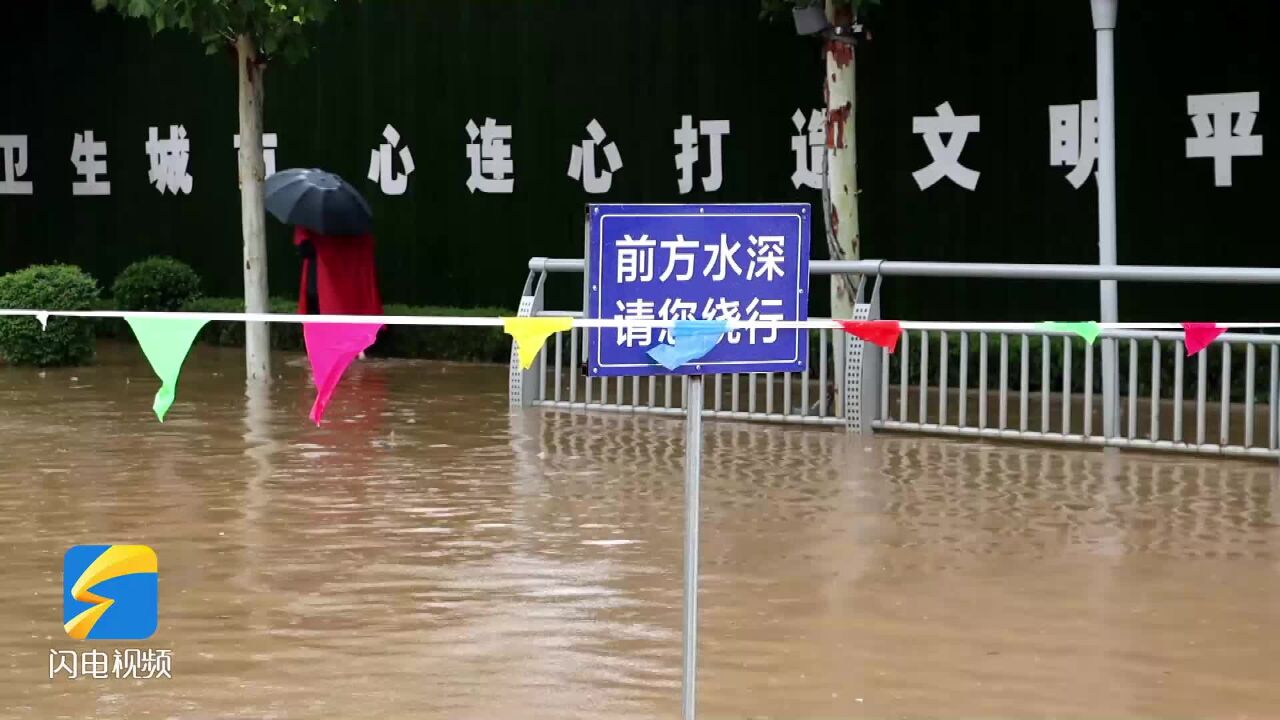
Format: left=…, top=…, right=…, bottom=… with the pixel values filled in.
left=856, top=1, right=1277, bottom=320
left=1, top=1, right=1275, bottom=321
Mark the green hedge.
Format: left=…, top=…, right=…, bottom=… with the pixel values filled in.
left=111, top=256, right=201, bottom=311
left=179, top=297, right=303, bottom=349
left=0, top=264, right=101, bottom=366
left=375, top=304, right=510, bottom=362
left=176, top=297, right=511, bottom=362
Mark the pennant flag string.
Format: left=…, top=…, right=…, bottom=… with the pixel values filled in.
left=304, top=322, right=384, bottom=425
left=3, top=307, right=1252, bottom=426
left=503, top=317, right=575, bottom=370
left=126, top=317, right=209, bottom=421
left=0, top=307, right=1269, bottom=335
left=648, top=319, right=729, bottom=370
left=1182, top=322, right=1228, bottom=356
left=838, top=320, right=903, bottom=352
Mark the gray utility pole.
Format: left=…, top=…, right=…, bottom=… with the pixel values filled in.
left=1092, top=0, right=1120, bottom=438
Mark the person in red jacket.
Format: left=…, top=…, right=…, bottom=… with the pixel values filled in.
left=293, top=226, right=383, bottom=316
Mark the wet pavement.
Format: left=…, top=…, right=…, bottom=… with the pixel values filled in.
left=1, top=342, right=1279, bottom=719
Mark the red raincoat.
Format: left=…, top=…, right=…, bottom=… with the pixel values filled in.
left=293, top=226, right=383, bottom=316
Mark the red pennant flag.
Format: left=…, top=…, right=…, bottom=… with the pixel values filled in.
left=1182, top=322, right=1226, bottom=356
left=838, top=320, right=903, bottom=352
left=304, top=322, right=383, bottom=425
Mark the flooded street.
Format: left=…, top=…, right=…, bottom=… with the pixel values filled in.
left=2, top=342, right=1279, bottom=719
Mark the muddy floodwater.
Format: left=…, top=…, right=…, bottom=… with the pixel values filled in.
left=2, top=343, right=1279, bottom=719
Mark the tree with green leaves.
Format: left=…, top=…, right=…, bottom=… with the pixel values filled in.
left=764, top=0, right=876, bottom=415
left=92, top=0, right=345, bottom=383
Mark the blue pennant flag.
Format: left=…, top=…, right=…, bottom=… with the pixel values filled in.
left=647, top=320, right=729, bottom=371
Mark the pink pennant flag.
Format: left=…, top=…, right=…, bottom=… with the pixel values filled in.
left=1181, top=322, right=1226, bottom=356
left=304, top=322, right=383, bottom=425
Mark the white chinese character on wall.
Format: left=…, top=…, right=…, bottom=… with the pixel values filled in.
left=465, top=117, right=513, bottom=194
left=70, top=130, right=111, bottom=196
left=233, top=132, right=277, bottom=177
left=0, top=134, right=34, bottom=195
left=568, top=119, right=622, bottom=193
left=1185, top=91, right=1262, bottom=187
left=617, top=234, right=656, bottom=283
left=673, top=115, right=730, bottom=194
left=1048, top=100, right=1097, bottom=189
left=911, top=102, right=980, bottom=190
left=790, top=108, right=825, bottom=190
left=367, top=123, right=415, bottom=195
left=145, top=125, right=193, bottom=195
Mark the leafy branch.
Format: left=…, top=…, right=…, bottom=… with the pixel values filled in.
left=91, top=0, right=342, bottom=63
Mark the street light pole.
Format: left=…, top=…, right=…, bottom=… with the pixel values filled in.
left=1092, top=0, right=1119, bottom=439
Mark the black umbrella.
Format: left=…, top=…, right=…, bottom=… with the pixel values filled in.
left=264, top=168, right=373, bottom=236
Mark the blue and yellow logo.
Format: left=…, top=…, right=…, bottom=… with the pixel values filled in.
left=62, top=545, right=158, bottom=640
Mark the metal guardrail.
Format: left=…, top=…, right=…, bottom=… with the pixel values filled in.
left=878, top=328, right=1280, bottom=460
left=527, top=325, right=850, bottom=426
left=511, top=256, right=1280, bottom=460
left=528, top=257, right=1280, bottom=283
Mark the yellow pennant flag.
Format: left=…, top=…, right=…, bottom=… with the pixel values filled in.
left=503, top=317, right=574, bottom=370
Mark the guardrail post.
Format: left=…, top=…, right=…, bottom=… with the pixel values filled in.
left=845, top=280, right=881, bottom=435
left=1102, top=338, right=1119, bottom=440
left=509, top=268, right=547, bottom=408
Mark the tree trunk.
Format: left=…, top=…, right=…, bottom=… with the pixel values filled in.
left=824, top=1, right=860, bottom=415
left=236, top=34, right=271, bottom=384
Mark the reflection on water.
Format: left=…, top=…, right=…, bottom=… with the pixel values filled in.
left=1, top=342, right=1278, bottom=718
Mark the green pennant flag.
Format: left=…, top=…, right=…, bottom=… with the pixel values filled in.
left=125, top=317, right=209, bottom=421
left=1038, top=321, right=1101, bottom=345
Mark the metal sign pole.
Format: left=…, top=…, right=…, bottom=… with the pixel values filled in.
left=681, top=374, right=704, bottom=720
left=584, top=205, right=809, bottom=720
